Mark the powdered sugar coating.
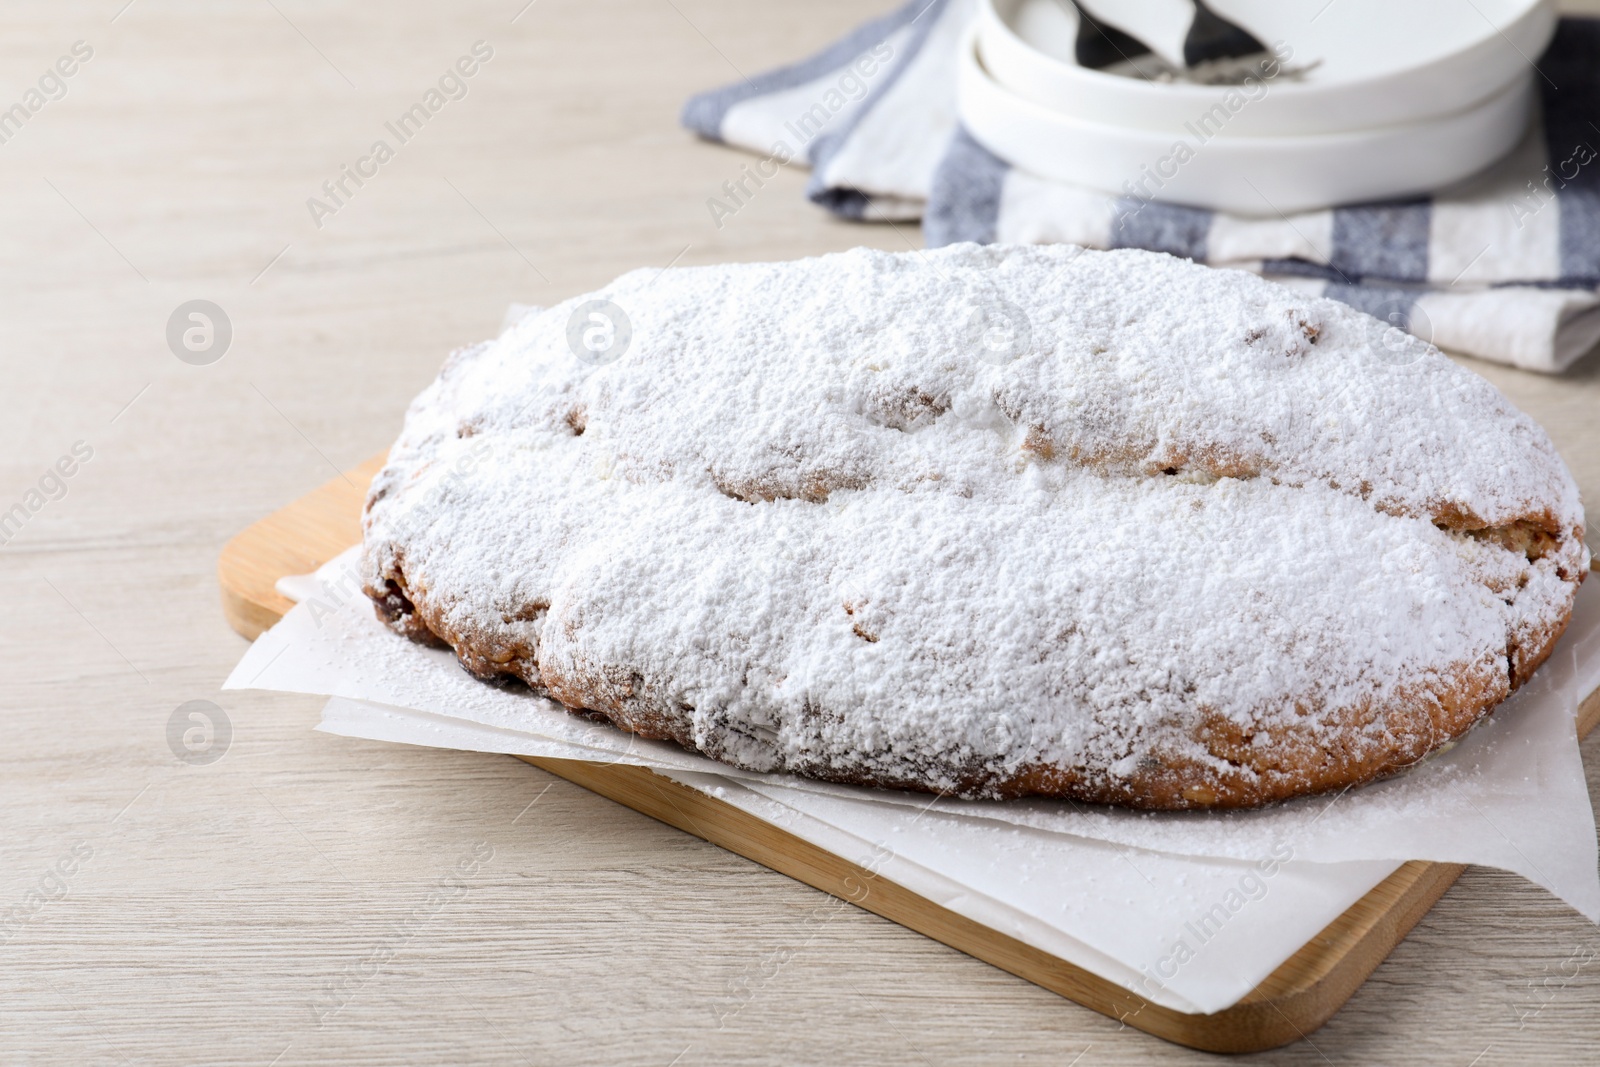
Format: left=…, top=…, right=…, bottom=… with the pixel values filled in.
left=361, top=244, right=1586, bottom=808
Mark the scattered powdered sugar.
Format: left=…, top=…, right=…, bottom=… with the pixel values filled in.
left=361, top=244, right=1586, bottom=802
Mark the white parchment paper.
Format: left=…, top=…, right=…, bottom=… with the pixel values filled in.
left=316, top=691, right=1400, bottom=1014
left=227, top=547, right=1600, bottom=1013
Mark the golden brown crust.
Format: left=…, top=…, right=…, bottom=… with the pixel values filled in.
left=365, top=563, right=1580, bottom=811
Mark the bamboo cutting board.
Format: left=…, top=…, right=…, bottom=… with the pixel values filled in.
left=219, top=453, right=1600, bottom=1054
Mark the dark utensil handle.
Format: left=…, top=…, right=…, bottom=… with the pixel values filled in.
left=1072, top=1, right=1155, bottom=68
left=1183, top=0, right=1268, bottom=65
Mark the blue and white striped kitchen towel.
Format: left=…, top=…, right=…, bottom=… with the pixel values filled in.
left=683, top=0, right=1600, bottom=373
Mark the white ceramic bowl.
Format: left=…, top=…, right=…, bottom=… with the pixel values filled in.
left=957, top=29, right=1536, bottom=215
left=977, top=0, right=1555, bottom=137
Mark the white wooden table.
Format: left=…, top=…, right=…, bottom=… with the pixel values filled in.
left=3, top=1, right=1599, bottom=1062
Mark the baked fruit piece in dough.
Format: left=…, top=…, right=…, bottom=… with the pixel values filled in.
left=361, top=244, right=1588, bottom=810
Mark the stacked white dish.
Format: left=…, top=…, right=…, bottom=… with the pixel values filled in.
left=960, top=0, right=1556, bottom=215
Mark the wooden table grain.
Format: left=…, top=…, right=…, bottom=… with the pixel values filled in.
left=2, top=1, right=1598, bottom=1063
